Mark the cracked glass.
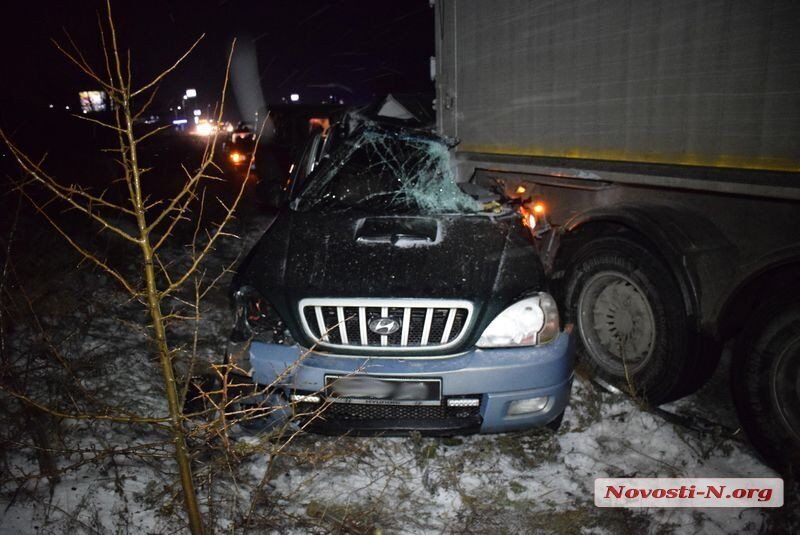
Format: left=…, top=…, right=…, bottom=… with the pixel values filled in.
left=294, top=124, right=483, bottom=214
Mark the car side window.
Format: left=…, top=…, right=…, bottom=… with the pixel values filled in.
left=289, top=128, right=324, bottom=199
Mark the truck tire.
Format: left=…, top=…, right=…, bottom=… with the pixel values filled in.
left=732, top=303, right=800, bottom=476
left=563, top=236, right=690, bottom=403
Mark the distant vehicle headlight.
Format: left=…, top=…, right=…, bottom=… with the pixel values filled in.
left=195, top=122, right=214, bottom=136
left=476, top=294, right=559, bottom=347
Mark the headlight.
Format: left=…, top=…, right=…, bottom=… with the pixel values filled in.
left=476, top=293, right=559, bottom=347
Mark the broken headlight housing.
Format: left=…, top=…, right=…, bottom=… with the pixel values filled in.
left=231, top=286, right=293, bottom=345
left=476, top=293, right=559, bottom=347
left=228, top=286, right=293, bottom=377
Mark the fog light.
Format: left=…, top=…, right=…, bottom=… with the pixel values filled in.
left=507, top=396, right=548, bottom=416
left=447, top=398, right=480, bottom=407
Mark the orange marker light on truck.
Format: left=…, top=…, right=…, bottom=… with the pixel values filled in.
left=230, top=152, right=243, bottom=164
left=519, top=205, right=536, bottom=230
left=519, top=201, right=546, bottom=231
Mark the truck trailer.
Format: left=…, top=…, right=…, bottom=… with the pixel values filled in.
left=434, top=0, right=800, bottom=473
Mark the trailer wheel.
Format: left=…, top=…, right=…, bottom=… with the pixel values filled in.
left=732, top=303, right=800, bottom=475
left=564, top=236, right=690, bottom=403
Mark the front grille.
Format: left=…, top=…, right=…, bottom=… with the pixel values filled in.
left=299, top=298, right=473, bottom=353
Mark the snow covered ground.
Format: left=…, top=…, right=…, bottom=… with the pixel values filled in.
left=1, top=211, right=796, bottom=534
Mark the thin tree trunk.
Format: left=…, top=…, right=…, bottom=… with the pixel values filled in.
left=124, top=107, right=204, bottom=535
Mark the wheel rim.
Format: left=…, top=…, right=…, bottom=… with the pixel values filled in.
left=770, top=334, right=800, bottom=444
left=577, top=271, right=656, bottom=375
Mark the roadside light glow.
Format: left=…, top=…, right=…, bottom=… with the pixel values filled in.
left=230, top=152, right=243, bottom=163
left=290, top=93, right=300, bottom=102
left=185, top=88, right=197, bottom=98
left=65, top=105, right=70, bottom=110
left=172, top=119, right=188, bottom=125
left=533, top=202, right=545, bottom=214
left=177, top=106, right=182, bottom=110
left=516, top=185, right=526, bottom=194
left=48, top=104, right=54, bottom=109
left=193, top=109, right=202, bottom=116
left=528, top=213, right=536, bottom=229
left=507, top=396, right=548, bottom=415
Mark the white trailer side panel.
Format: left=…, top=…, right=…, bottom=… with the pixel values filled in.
left=436, top=0, right=800, bottom=174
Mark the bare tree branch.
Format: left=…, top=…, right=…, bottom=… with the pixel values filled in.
left=1, top=387, right=170, bottom=425
left=131, top=34, right=205, bottom=97
left=12, top=186, right=140, bottom=297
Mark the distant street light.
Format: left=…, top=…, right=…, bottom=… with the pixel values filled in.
left=185, top=88, right=197, bottom=98
left=290, top=93, right=300, bottom=102
left=193, top=109, right=202, bottom=116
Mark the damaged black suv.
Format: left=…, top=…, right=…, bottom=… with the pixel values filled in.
left=228, top=115, right=574, bottom=434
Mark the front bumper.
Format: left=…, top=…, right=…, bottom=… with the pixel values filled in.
left=246, top=328, right=574, bottom=434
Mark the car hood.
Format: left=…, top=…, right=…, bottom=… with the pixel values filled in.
left=235, top=210, right=547, bottom=353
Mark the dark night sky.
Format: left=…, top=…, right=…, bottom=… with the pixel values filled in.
left=1, top=1, right=434, bottom=121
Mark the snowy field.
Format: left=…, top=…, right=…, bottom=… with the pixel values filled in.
left=1, top=212, right=797, bottom=534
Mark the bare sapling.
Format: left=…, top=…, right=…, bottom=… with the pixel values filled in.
left=0, top=1, right=258, bottom=532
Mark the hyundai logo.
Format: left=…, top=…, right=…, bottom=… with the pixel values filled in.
left=368, top=317, right=401, bottom=335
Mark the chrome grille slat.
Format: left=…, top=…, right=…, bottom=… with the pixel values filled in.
left=299, top=298, right=473, bottom=353
left=401, top=307, right=411, bottom=346
left=420, top=308, right=433, bottom=345
left=358, top=307, right=367, bottom=345
left=380, top=306, right=389, bottom=347
left=314, top=307, right=329, bottom=342
left=336, top=306, right=348, bottom=345
left=441, top=308, right=456, bottom=344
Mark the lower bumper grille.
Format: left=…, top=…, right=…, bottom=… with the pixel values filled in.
left=295, top=397, right=482, bottom=435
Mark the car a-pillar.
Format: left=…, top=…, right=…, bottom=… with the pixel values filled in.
left=553, top=221, right=699, bottom=404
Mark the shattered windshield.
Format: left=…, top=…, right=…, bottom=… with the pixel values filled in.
left=293, top=126, right=483, bottom=214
